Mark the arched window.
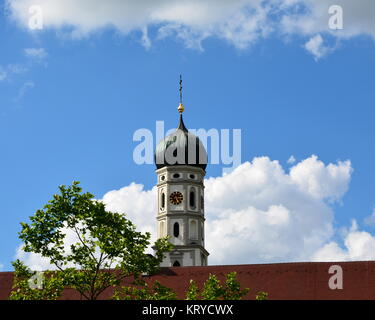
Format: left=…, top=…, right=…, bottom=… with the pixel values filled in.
left=173, top=222, right=180, bottom=237
left=189, top=220, right=197, bottom=240
left=190, top=189, right=196, bottom=208
left=173, top=261, right=181, bottom=267
left=161, top=192, right=165, bottom=209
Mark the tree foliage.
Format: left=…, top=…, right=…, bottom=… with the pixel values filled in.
left=113, top=278, right=177, bottom=300
left=186, top=272, right=250, bottom=300
left=185, top=279, right=200, bottom=300
left=114, top=272, right=255, bottom=300
left=11, top=181, right=268, bottom=301
left=14, top=181, right=172, bottom=300
left=10, top=260, right=65, bottom=300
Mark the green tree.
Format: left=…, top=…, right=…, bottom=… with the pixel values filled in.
left=223, top=271, right=251, bottom=300
left=201, top=273, right=225, bottom=300
left=185, top=279, right=199, bottom=300
left=13, top=181, right=172, bottom=300
left=10, top=260, right=65, bottom=300
left=113, top=279, right=177, bottom=300
left=186, top=272, right=250, bottom=300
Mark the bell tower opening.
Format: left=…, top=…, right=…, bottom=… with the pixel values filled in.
left=173, top=222, right=180, bottom=237
left=190, top=189, right=196, bottom=208
left=173, top=261, right=181, bottom=267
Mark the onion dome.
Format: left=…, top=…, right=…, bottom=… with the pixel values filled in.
left=155, top=103, right=208, bottom=170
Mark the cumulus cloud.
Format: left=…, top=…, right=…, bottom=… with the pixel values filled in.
left=6, top=0, right=269, bottom=48
left=16, top=246, right=54, bottom=271
left=102, top=183, right=157, bottom=239
left=17, top=154, right=363, bottom=269
left=5, top=0, right=375, bottom=53
left=311, top=220, right=375, bottom=262
left=281, top=0, right=375, bottom=38
left=99, top=155, right=353, bottom=266
left=289, top=155, right=351, bottom=201
left=204, top=156, right=352, bottom=264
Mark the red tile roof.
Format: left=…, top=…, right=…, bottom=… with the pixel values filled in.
left=1, top=261, right=374, bottom=300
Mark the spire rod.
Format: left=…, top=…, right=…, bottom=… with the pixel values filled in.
left=179, top=74, right=183, bottom=104
left=178, top=74, right=185, bottom=114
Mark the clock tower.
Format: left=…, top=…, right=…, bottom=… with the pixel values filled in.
left=154, top=83, right=209, bottom=267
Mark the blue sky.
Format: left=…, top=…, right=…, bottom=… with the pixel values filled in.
left=1, top=0, right=375, bottom=270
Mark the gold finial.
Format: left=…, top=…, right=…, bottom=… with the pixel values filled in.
left=178, top=74, right=184, bottom=113
left=178, top=103, right=185, bottom=113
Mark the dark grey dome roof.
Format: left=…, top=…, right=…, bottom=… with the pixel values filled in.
left=155, top=115, right=207, bottom=170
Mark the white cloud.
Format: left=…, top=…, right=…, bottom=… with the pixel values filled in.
left=304, top=34, right=331, bottom=60
left=312, top=220, right=375, bottom=262
left=204, top=156, right=351, bottom=264
left=24, top=48, right=48, bottom=60
left=17, top=154, right=359, bottom=270
left=6, top=0, right=375, bottom=54
left=101, top=183, right=156, bottom=239
left=281, top=0, right=375, bottom=39
left=289, top=155, right=352, bottom=201
left=16, top=245, right=54, bottom=271
left=19, top=154, right=375, bottom=269
left=0, top=263, right=4, bottom=271
left=6, top=0, right=269, bottom=49
left=310, top=242, right=348, bottom=262
left=101, top=156, right=358, bottom=265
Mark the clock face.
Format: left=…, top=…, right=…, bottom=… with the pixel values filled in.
left=169, top=191, right=183, bottom=205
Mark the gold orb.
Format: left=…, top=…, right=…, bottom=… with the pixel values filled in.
left=178, top=103, right=185, bottom=113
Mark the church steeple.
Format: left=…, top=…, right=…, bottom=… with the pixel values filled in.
left=153, top=77, right=209, bottom=267
left=154, top=77, right=207, bottom=171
